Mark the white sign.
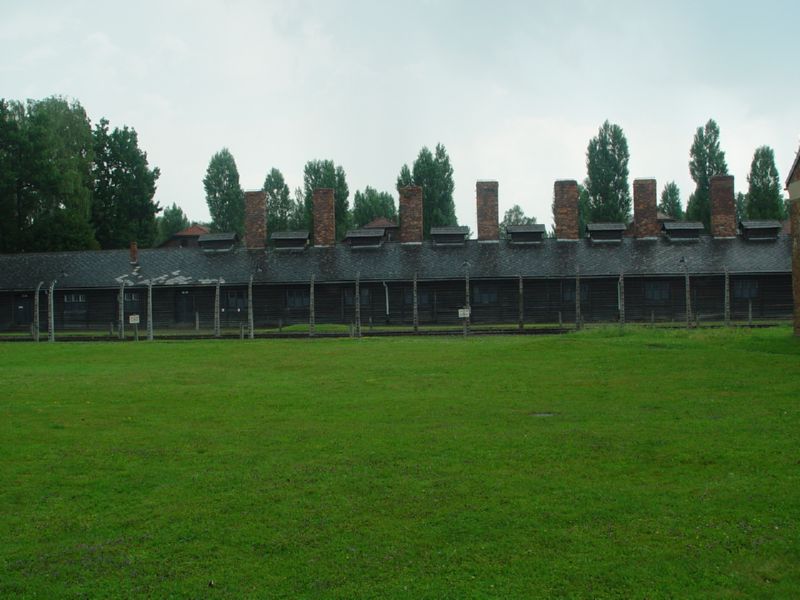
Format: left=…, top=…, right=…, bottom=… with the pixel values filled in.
left=458, top=308, right=471, bottom=319
left=128, top=314, right=140, bottom=325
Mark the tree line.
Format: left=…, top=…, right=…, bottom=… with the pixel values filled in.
left=198, top=143, right=464, bottom=243
left=1, top=95, right=789, bottom=254
left=556, top=119, right=789, bottom=232
left=0, top=96, right=161, bottom=253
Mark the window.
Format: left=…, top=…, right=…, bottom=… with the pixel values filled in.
left=343, top=287, right=371, bottom=306
left=472, top=285, right=498, bottom=305
left=123, top=291, right=141, bottom=313
left=224, top=290, right=247, bottom=311
left=644, top=281, right=671, bottom=304
left=403, top=288, right=431, bottom=306
left=562, top=282, right=589, bottom=303
left=64, top=292, right=87, bottom=320
left=734, top=279, right=758, bottom=300
left=287, top=289, right=310, bottom=308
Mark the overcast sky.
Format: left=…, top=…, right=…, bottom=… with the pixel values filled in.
left=3, top=1, right=799, bottom=231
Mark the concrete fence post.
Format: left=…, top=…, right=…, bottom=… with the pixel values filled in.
left=575, top=269, right=582, bottom=330
left=684, top=266, right=691, bottom=329
left=309, top=274, right=315, bottom=337
left=412, top=271, right=419, bottom=333
left=48, top=280, right=56, bottom=343
left=147, top=281, right=154, bottom=341
left=724, top=268, right=730, bottom=326
left=118, top=281, right=125, bottom=340
left=248, top=275, right=254, bottom=340
left=214, top=281, right=221, bottom=338
left=355, top=272, right=362, bottom=338
left=618, top=273, right=625, bottom=326
left=34, top=281, right=43, bottom=342
left=464, top=265, right=470, bottom=337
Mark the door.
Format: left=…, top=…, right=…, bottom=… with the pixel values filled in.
left=175, top=291, right=195, bottom=324
left=14, top=295, right=33, bottom=325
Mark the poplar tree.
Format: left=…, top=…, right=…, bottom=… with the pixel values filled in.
left=584, top=121, right=631, bottom=223
left=204, top=148, right=244, bottom=235
left=396, top=143, right=457, bottom=237
left=262, top=167, right=294, bottom=233
left=745, top=146, right=785, bottom=220
left=658, top=181, right=682, bottom=220
left=686, top=119, right=728, bottom=229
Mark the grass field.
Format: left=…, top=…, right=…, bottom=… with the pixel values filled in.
left=1, top=328, right=799, bottom=598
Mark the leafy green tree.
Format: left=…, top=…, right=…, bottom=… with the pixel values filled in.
left=351, top=186, right=397, bottom=228
left=0, top=96, right=98, bottom=252
left=745, top=146, right=785, bottom=220
left=0, top=99, right=25, bottom=252
left=584, top=120, right=631, bottom=223
left=735, top=192, right=747, bottom=224
left=204, top=148, right=244, bottom=235
left=686, top=119, right=728, bottom=229
left=302, top=159, right=349, bottom=239
left=155, top=203, right=190, bottom=245
left=397, top=144, right=458, bottom=238
left=289, top=186, right=307, bottom=231
left=91, top=118, right=161, bottom=248
left=500, top=204, right=536, bottom=238
left=658, top=181, right=682, bottom=220
left=262, top=167, right=295, bottom=233
left=396, top=144, right=457, bottom=237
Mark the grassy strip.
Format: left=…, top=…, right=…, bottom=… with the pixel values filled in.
left=1, top=327, right=799, bottom=597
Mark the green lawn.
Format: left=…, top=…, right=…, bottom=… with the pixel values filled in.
left=1, top=328, right=799, bottom=598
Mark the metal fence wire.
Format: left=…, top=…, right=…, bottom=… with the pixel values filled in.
left=1, top=272, right=792, bottom=337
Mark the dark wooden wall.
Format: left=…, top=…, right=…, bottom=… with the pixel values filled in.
left=0, top=274, right=794, bottom=332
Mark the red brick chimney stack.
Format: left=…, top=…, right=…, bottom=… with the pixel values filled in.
left=399, top=186, right=423, bottom=243
left=129, top=241, right=138, bottom=264
left=244, top=190, right=267, bottom=249
left=554, top=180, right=579, bottom=240
left=633, top=178, right=659, bottom=238
left=313, top=188, right=336, bottom=246
left=476, top=181, right=499, bottom=242
left=710, top=175, right=736, bottom=238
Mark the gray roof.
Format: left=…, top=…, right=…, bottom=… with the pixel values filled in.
left=740, top=220, right=781, bottom=229
left=0, top=235, right=790, bottom=291
left=663, top=221, right=704, bottom=231
left=430, top=226, right=469, bottom=235
left=586, top=223, right=627, bottom=232
left=198, top=232, right=238, bottom=243
left=344, top=228, right=385, bottom=238
left=506, top=224, right=546, bottom=233
left=270, top=231, right=309, bottom=240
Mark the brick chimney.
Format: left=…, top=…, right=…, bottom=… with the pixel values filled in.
left=476, top=181, right=499, bottom=242
left=129, top=241, right=138, bottom=265
left=313, top=188, right=336, bottom=246
left=554, top=180, right=579, bottom=240
left=633, top=178, right=659, bottom=238
left=399, top=186, right=423, bottom=243
left=710, top=175, right=736, bottom=238
left=244, top=190, right=267, bottom=249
